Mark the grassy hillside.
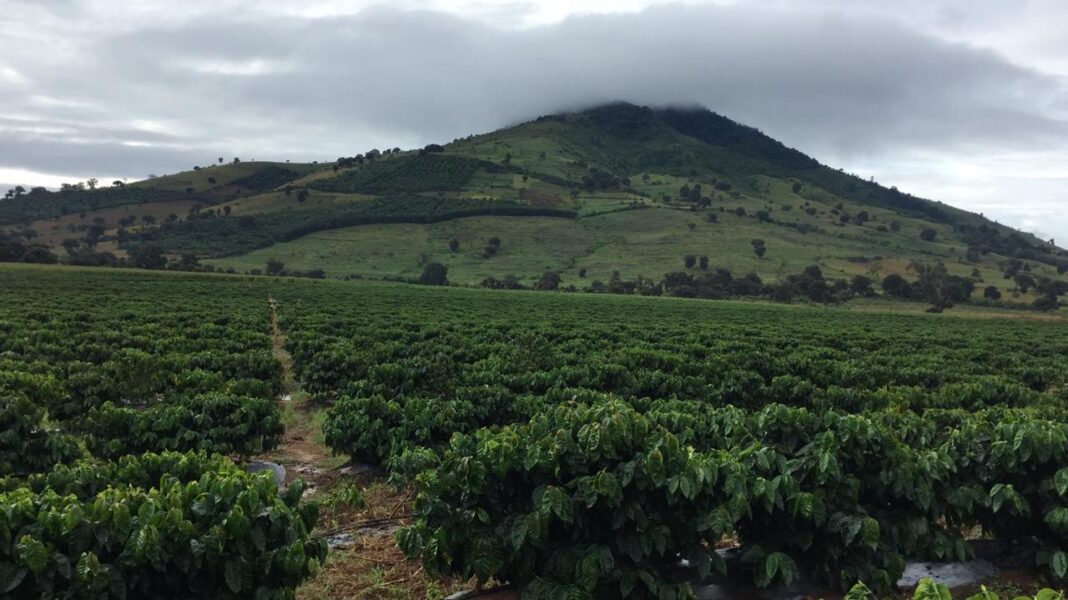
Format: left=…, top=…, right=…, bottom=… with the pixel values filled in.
left=4, top=103, right=1066, bottom=303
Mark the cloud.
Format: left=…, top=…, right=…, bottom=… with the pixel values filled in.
left=1, top=1, right=1067, bottom=238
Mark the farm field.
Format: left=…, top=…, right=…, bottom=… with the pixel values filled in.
left=1, top=264, right=1067, bottom=598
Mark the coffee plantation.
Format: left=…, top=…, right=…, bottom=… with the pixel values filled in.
left=1, top=264, right=1067, bottom=597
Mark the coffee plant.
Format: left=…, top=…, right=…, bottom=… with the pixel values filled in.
left=0, top=451, right=325, bottom=598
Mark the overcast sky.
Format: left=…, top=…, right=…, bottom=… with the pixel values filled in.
left=2, top=0, right=1066, bottom=240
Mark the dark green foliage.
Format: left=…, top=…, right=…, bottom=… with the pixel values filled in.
left=419, top=262, right=448, bottom=286
left=882, top=274, right=912, bottom=298
left=229, top=166, right=301, bottom=193
left=0, top=187, right=189, bottom=226
left=84, top=393, right=284, bottom=459
left=849, top=275, right=875, bottom=297
left=920, top=228, right=938, bottom=242
left=266, top=258, right=285, bottom=276
left=0, top=451, right=324, bottom=598
left=133, top=197, right=575, bottom=257
left=751, top=239, right=767, bottom=259
left=127, top=244, right=167, bottom=270
left=0, top=394, right=82, bottom=476
left=309, top=154, right=484, bottom=194
left=535, top=271, right=561, bottom=291
left=397, top=401, right=736, bottom=598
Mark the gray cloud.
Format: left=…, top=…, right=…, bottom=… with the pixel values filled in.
left=1, top=1, right=1067, bottom=237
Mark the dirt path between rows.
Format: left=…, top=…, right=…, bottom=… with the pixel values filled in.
left=267, top=296, right=333, bottom=476
left=264, top=296, right=495, bottom=599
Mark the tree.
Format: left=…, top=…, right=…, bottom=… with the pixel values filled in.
left=128, top=245, right=167, bottom=270
left=142, top=215, right=156, bottom=225
left=1014, top=274, right=1036, bottom=293
left=882, top=274, right=912, bottom=298
left=86, top=178, right=98, bottom=190
left=1033, top=295, right=1059, bottom=312
left=684, top=255, right=697, bottom=268
left=419, top=262, right=448, bottom=286
left=751, top=239, right=766, bottom=259
left=889, top=221, right=901, bottom=232
left=849, top=275, right=875, bottom=297
left=218, top=157, right=224, bottom=164
left=296, top=190, right=309, bottom=203
left=578, top=268, right=587, bottom=278
left=965, top=246, right=982, bottom=263
left=698, top=255, right=709, bottom=270
left=983, top=286, right=1002, bottom=300
left=265, top=258, right=285, bottom=276
left=487, top=236, right=501, bottom=249
left=535, top=271, right=561, bottom=291
left=791, top=182, right=802, bottom=194
left=448, top=238, right=460, bottom=252
left=854, top=211, right=869, bottom=225
left=920, top=228, right=937, bottom=242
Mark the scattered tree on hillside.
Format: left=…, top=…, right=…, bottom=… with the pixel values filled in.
left=266, top=258, right=285, bottom=276
left=128, top=245, right=167, bottom=270
left=296, top=190, right=309, bottom=203
left=419, top=262, right=448, bottom=286
left=751, top=239, right=767, bottom=259
left=535, top=271, right=561, bottom=291
left=882, top=274, right=912, bottom=298
left=699, top=255, right=709, bottom=270
left=920, top=228, right=937, bottom=242
left=983, top=286, right=1002, bottom=300
left=684, top=255, right=697, bottom=268
left=965, top=246, right=982, bottom=262
left=791, top=182, right=802, bottom=194
left=1014, top=274, right=1036, bottom=293
left=448, top=238, right=460, bottom=252
left=849, top=275, right=875, bottom=297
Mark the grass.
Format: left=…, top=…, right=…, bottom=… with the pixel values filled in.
left=205, top=196, right=1054, bottom=296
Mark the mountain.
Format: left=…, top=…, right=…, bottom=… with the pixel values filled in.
left=2, top=102, right=1066, bottom=301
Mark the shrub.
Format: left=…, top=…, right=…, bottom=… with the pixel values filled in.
left=0, top=451, right=324, bottom=598
left=84, top=393, right=283, bottom=459
left=397, top=400, right=739, bottom=598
